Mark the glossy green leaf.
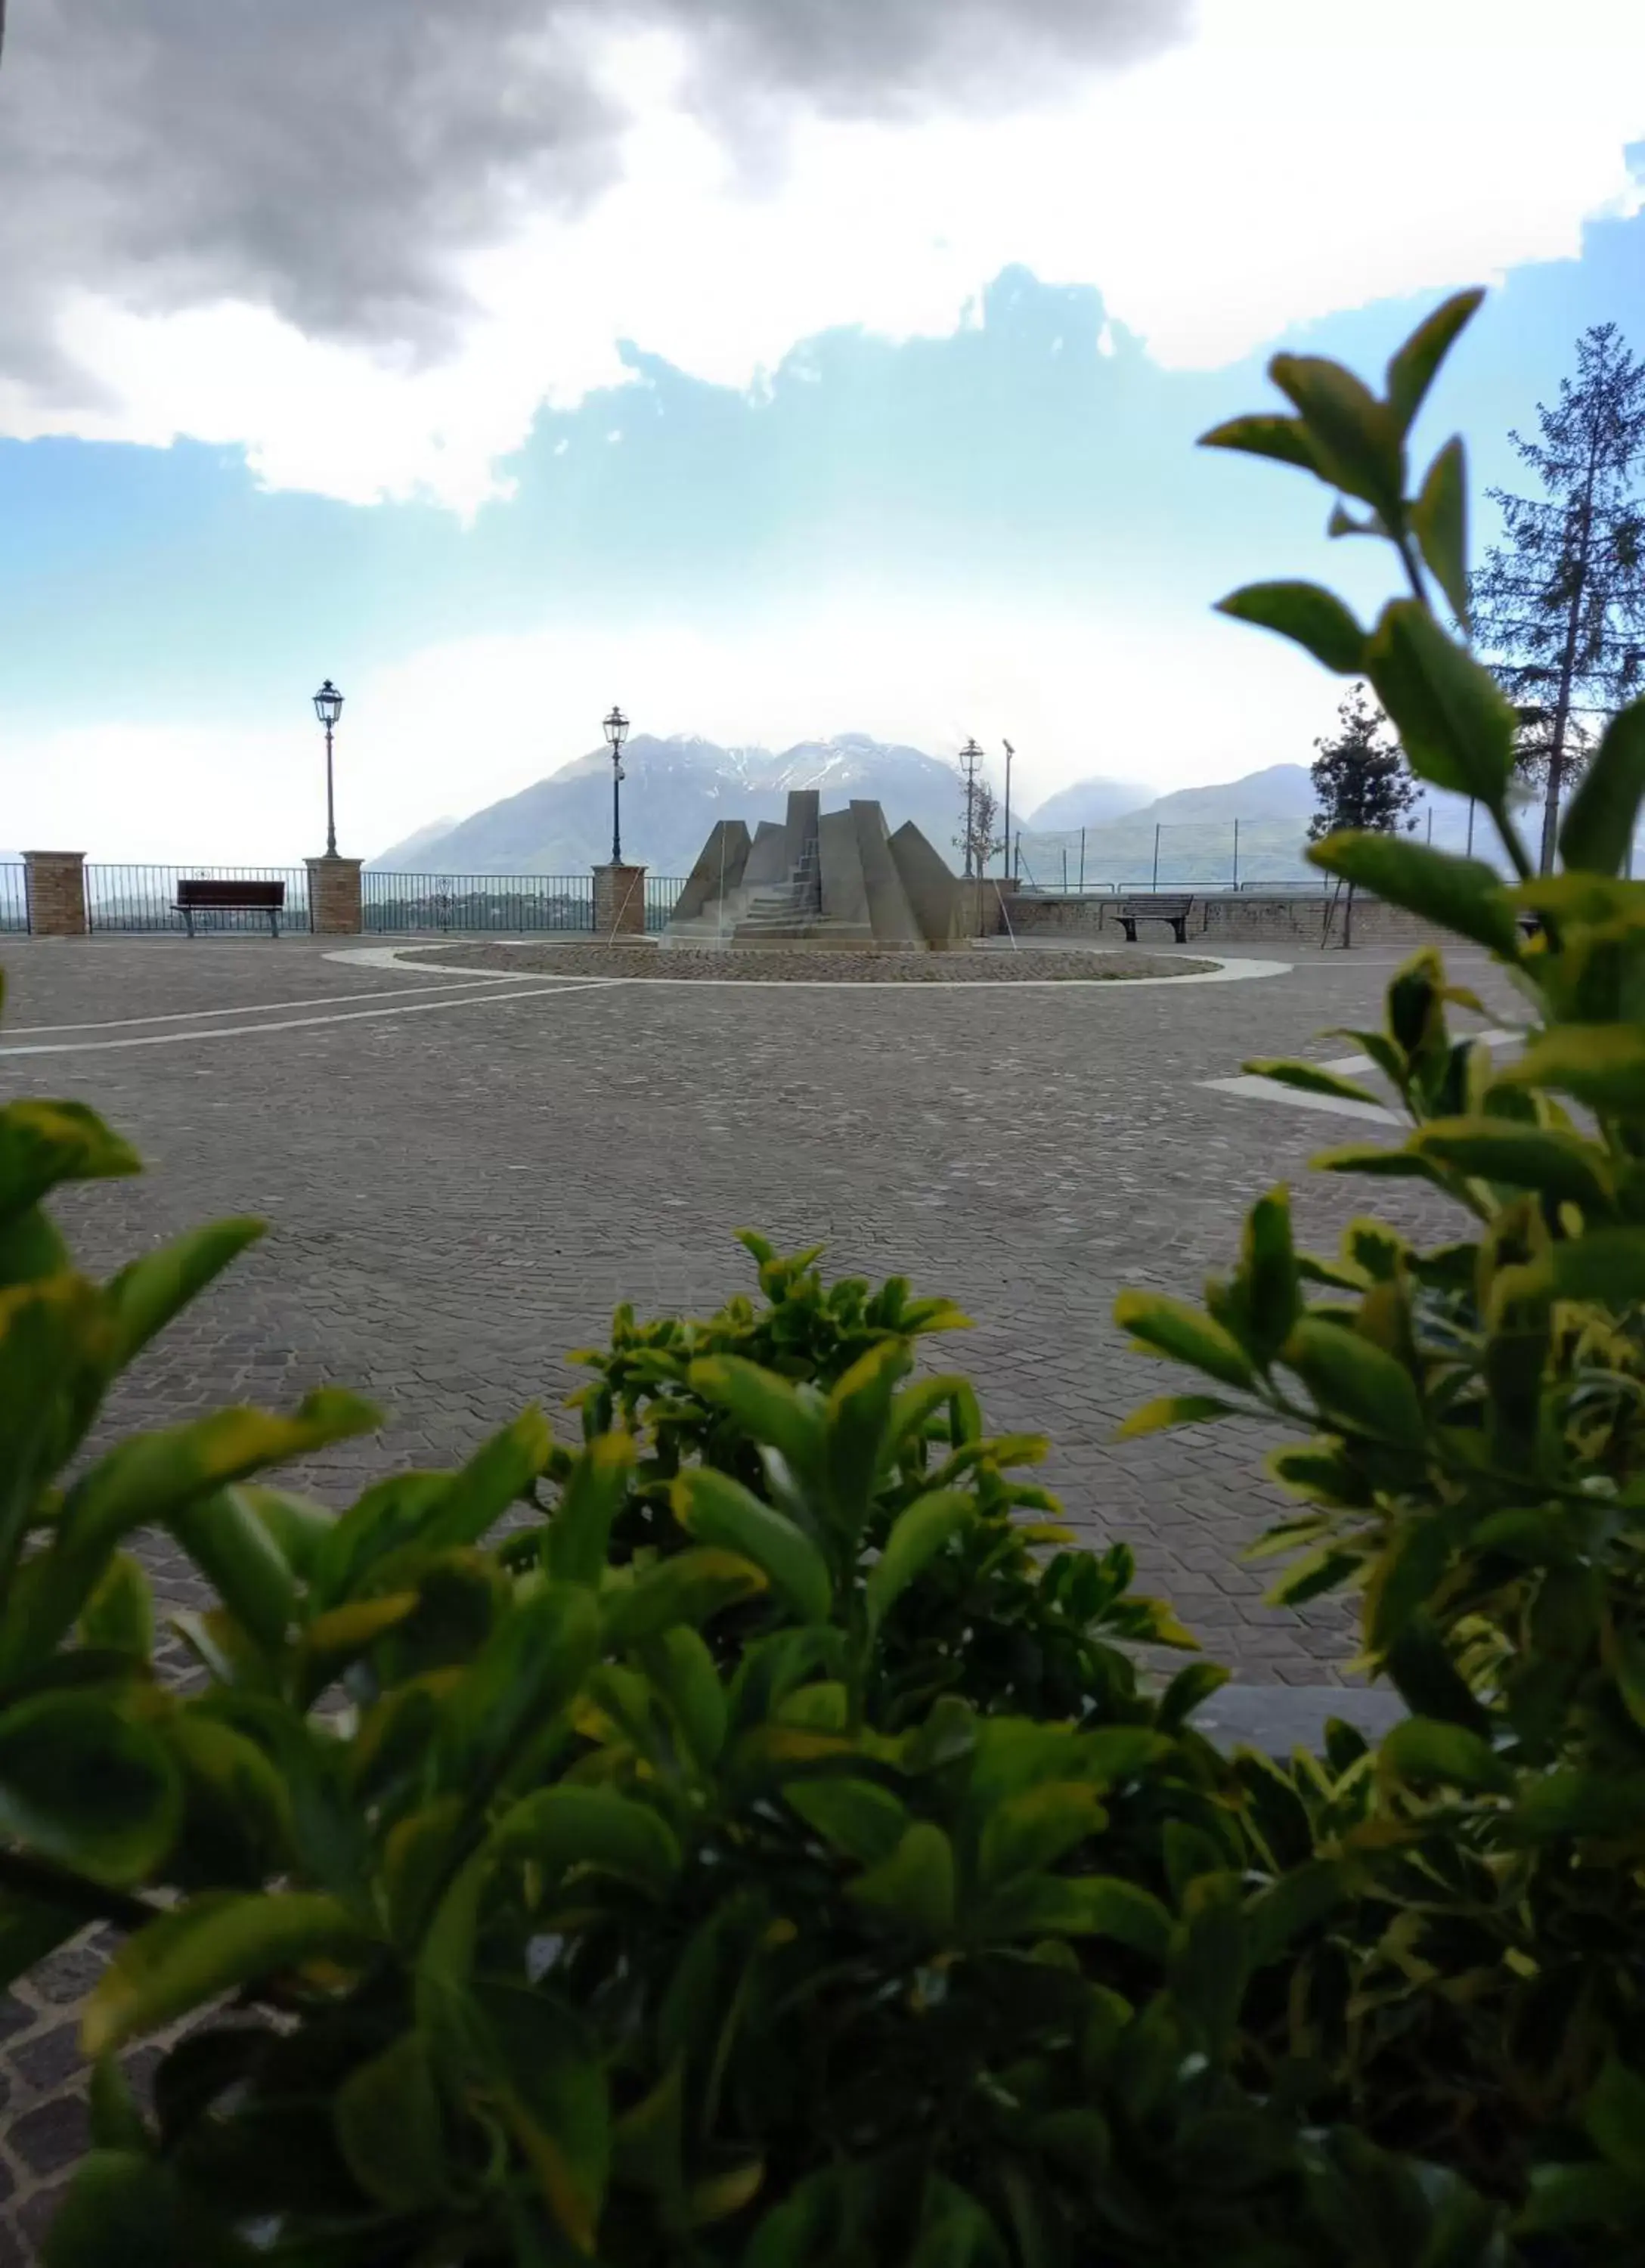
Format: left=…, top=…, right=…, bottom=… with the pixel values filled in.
left=1545, top=1229, right=1645, bottom=1303
left=1411, top=1118, right=1614, bottom=1210
left=823, top=1338, right=909, bottom=1532
left=687, top=1354, right=824, bottom=1475
left=979, top=1780, right=1108, bottom=1886
left=1112, top=1290, right=1255, bottom=1390
left=103, top=1220, right=263, bottom=1371
left=640, top=1624, right=727, bottom=1767
left=479, top=1987, right=611, bottom=2254
left=865, top=1488, right=974, bottom=1634
left=1241, top=1185, right=1300, bottom=1362
left=83, top=1891, right=369, bottom=2055
left=434, top=1581, right=602, bottom=1789
left=1267, top=354, right=1405, bottom=515
left=0, top=1100, right=141, bottom=1225
left=167, top=1488, right=296, bottom=1653
left=1384, top=289, right=1485, bottom=429
left=1585, top=2057, right=1645, bottom=2170
left=1215, top=581, right=1367, bottom=673
left=59, top=1390, right=378, bottom=1567
left=1409, top=435, right=1470, bottom=626
left=0, top=1273, right=106, bottom=1585
left=1156, top=1659, right=1230, bottom=1732
left=1112, top=1394, right=1238, bottom=1440
left=673, top=1467, right=832, bottom=1625
left=1558, top=697, right=1645, bottom=877
left=1378, top=1715, right=1512, bottom=1795
left=1501, top=1024, right=1645, bottom=1114
left=334, top=2032, right=448, bottom=2211
left=491, top=1783, right=681, bottom=1895
left=0, top=1691, right=180, bottom=1886
left=1365, top=599, right=1516, bottom=800
left=847, top=1822, right=956, bottom=1938
left=1198, top=411, right=1322, bottom=473
left=1305, top=832, right=1522, bottom=956
left=545, top=1431, right=634, bottom=1586
left=77, top=1552, right=153, bottom=1659
left=1281, top=1316, right=1422, bottom=1439
left=783, top=1775, right=909, bottom=1864
left=603, top=1546, right=768, bottom=1648
left=1511, top=1769, right=1645, bottom=1841
left=1311, top=1142, right=1448, bottom=1188
left=1241, top=1056, right=1386, bottom=1108
left=990, top=1873, right=1172, bottom=1958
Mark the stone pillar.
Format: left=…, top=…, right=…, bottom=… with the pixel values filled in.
left=593, top=861, right=648, bottom=939
left=305, top=856, right=363, bottom=936
left=23, top=851, right=88, bottom=937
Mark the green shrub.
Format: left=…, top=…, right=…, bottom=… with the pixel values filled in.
left=1117, top=287, right=1645, bottom=2243
left=0, top=989, right=1510, bottom=2266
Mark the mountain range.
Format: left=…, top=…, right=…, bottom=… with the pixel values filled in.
left=370, top=735, right=971, bottom=876
left=370, top=736, right=1387, bottom=886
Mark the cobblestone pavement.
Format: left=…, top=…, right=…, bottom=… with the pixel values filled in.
left=0, top=929, right=1519, bottom=1674
left=398, top=940, right=1216, bottom=981
left=0, top=929, right=1520, bottom=2251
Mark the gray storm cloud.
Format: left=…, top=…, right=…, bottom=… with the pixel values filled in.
left=0, top=0, right=1191, bottom=401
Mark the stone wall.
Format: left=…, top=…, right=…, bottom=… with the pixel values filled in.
left=1008, top=889, right=1436, bottom=947
left=305, top=856, right=363, bottom=935
left=23, top=851, right=87, bottom=937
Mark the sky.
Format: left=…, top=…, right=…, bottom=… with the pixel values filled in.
left=2, top=0, right=1643, bottom=862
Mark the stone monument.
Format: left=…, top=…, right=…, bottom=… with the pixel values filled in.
left=665, top=790, right=965, bottom=951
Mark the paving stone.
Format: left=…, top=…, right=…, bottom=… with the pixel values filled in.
left=10, top=2096, right=89, bottom=2181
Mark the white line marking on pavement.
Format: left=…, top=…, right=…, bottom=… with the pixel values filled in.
left=1200, top=1030, right=1522, bottom=1122
left=0, top=981, right=615, bottom=1057
left=330, top=947, right=1296, bottom=990
left=3, top=978, right=522, bottom=1036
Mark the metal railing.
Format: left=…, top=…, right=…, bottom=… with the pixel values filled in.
left=362, top=872, right=688, bottom=935
left=643, top=876, right=684, bottom=932
left=85, top=866, right=314, bottom=934
left=1013, top=820, right=1329, bottom=895
left=0, top=866, right=27, bottom=934
left=363, top=873, right=594, bottom=934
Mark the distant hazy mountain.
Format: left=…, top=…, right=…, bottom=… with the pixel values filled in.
left=371, top=816, right=462, bottom=866
left=1024, top=778, right=1152, bottom=832
left=1133, top=764, right=1316, bottom=827
left=1015, top=765, right=1321, bottom=890
left=369, top=734, right=968, bottom=876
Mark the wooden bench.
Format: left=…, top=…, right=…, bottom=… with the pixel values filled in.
left=175, top=878, right=286, bottom=938
left=1117, top=893, right=1194, bottom=944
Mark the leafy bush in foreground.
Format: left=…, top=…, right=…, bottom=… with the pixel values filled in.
left=1117, top=286, right=1645, bottom=2243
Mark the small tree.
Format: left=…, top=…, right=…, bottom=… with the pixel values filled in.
left=1309, top=683, right=1418, bottom=945
left=953, top=757, right=1002, bottom=880
left=1473, top=323, right=1645, bottom=872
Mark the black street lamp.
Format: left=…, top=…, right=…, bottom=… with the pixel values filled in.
left=1002, top=738, right=1015, bottom=880
left=604, top=705, right=630, bottom=863
left=312, top=679, right=345, bottom=857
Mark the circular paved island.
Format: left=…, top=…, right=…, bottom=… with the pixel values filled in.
left=398, top=941, right=1219, bottom=984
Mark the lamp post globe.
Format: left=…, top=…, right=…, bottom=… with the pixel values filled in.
left=603, top=705, right=630, bottom=865
left=312, top=679, right=345, bottom=858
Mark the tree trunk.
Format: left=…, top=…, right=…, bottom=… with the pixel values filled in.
left=1539, top=439, right=1603, bottom=873
left=1342, top=879, right=1355, bottom=950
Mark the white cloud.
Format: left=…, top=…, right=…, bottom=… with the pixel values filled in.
left=2, top=0, right=1641, bottom=510
left=1, top=592, right=1348, bottom=862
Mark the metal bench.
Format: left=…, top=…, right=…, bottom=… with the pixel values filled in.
left=1117, top=893, right=1194, bottom=945
left=175, top=877, right=286, bottom=938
